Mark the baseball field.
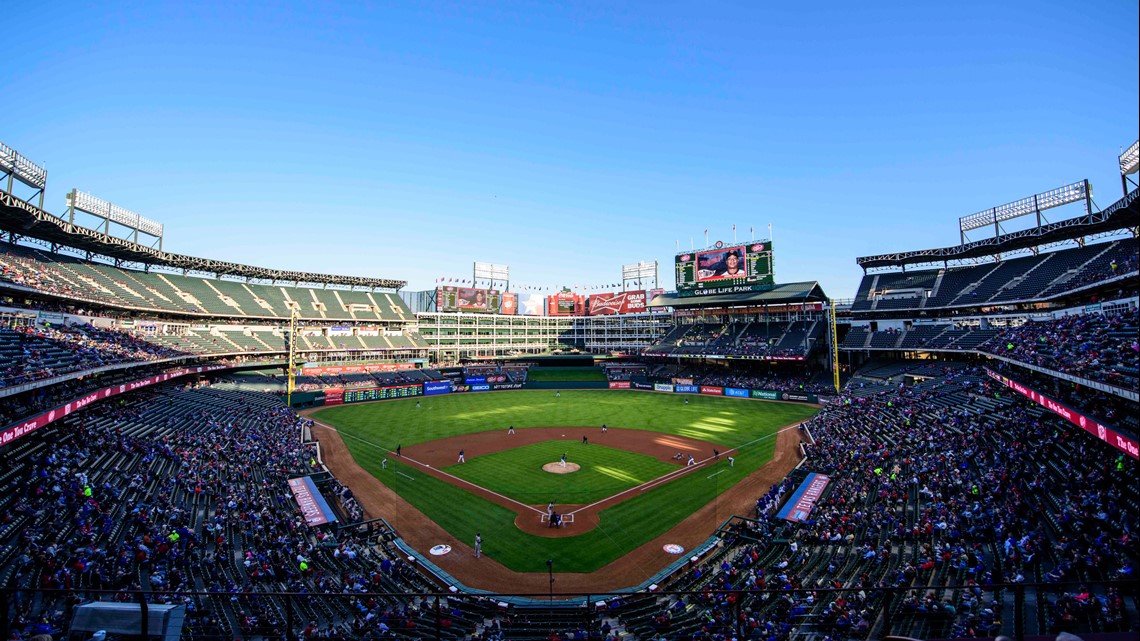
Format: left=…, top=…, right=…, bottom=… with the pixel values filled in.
left=312, top=389, right=817, bottom=578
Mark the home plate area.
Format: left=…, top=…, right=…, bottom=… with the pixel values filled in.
left=539, top=512, right=575, bottom=526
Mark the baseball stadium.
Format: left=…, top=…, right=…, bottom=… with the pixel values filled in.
left=2, top=7, right=1139, bottom=641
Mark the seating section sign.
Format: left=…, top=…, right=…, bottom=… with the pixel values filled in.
left=778, top=473, right=831, bottom=523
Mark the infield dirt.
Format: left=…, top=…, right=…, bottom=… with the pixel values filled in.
left=310, top=413, right=806, bottom=593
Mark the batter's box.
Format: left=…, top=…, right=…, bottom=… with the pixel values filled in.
left=540, top=513, right=574, bottom=525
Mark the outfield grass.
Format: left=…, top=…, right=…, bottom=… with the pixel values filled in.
left=525, top=366, right=608, bottom=382
left=315, top=390, right=817, bottom=573
left=443, top=441, right=677, bottom=505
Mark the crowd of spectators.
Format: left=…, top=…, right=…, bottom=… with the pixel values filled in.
left=0, top=322, right=186, bottom=389
left=980, top=309, right=1139, bottom=390
left=2, top=384, right=433, bottom=639
left=635, top=366, right=1136, bottom=639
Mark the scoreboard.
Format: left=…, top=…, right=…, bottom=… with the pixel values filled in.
left=675, top=241, right=774, bottom=296
left=342, top=385, right=423, bottom=403
left=437, top=286, right=503, bottom=313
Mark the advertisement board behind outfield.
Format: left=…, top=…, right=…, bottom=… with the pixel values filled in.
left=654, top=383, right=675, bottom=393
left=725, top=387, right=749, bottom=398
left=632, top=381, right=654, bottom=390
left=608, top=381, right=631, bottom=389
left=675, top=385, right=699, bottom=393
left=424, top=381, right=452, bottom=396
left=699, top=386, right=724, bottom=395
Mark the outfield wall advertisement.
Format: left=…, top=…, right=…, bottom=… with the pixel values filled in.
left=699, top=386, right=723, bottom=395
left=424, top=381, right=452, bottom=396
left=321, top=384, right=423, bottom=406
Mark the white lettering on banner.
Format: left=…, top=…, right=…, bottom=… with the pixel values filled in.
left=986, top=368, right=1138, bottom=459
left=1, top=365, right=226, bottom=446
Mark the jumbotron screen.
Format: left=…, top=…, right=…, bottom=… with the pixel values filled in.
left=675, top=242, right=774, bottom=296
left=437, top=286, right=503, bottom=313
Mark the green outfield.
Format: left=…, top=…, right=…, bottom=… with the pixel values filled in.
left=314, top=390, right=817, bottom=573
left=443, top=441, right=677, bottom=505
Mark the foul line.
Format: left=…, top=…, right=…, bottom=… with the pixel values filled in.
left=313, top=420, right=545, bottom=515
left=706, top=470, right=726, bottom=479
left=396, top=471, right=415, bottom=481
left=567, top=423, right=804, bottom=516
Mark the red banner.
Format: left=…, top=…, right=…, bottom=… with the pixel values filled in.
left=500, top=292, right=517, bottom=315
left=985, top=369, right=1138, bottom=459
left=323, top=389, right=344, bottom=406
left=588, top=290, right=648, bottom=315
left=608, top=381, right=631, bottom=389
left=699, top=386, right=724, bottom=395
left=1, top=365, right=227, bottom=447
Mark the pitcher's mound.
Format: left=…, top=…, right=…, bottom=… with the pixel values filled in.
left=543, top=462, right=581, bottom=474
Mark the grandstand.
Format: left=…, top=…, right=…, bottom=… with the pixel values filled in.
left=1, top=136, right=1139, bottom=641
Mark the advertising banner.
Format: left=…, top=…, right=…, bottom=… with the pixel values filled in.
left=500, top=292, right=518, bottom=315
left=632, top=381, right=654, bottom=390
left=301, top=363, right=413, bottom=375
left=470, top=384, right=491, bottom=392
left=424, top=381, right=452, bottom=396
left=675, top=385, right=699, bottom=393
left=654, top=383, right=675, bottom=393
left=725, top=387, right=749, bottom=398
left=288, top=476, right=338, bottom=527
left=751, top=390, right=780, bottom=400
left=491, top=382, right=524, bottom=390
left=588, top=290, right=648, bottom=315
left=985, top=369, right=1138, bottom=459
left=699, top=386, right=724, bottom=395
left=1, top=365, right=226, bottom=446
left=673, top=377, right=694, bottom=386
left=608, top=381, right=631, bottom=389
left=778, top=473, right=831, bottom=523
left=777, top=392, right=815, bottom=403
left=465, top=376, right=487, bottom=385
left=323, top=389, right=345, bottom=406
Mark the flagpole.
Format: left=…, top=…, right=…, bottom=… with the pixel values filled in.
left=768, top=223, right=773, bottom=242
left=704, top=229, right=709, bottom=247
left=733, top=225, right=737, bottom=244
left=750, top=226, right=754, bottom=242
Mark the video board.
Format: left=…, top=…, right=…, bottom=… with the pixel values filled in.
left=675, top=242, right=774, bottom=296
left=437, top=286, right=503, bottom=313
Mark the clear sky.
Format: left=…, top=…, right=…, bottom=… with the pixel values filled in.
left=3, top=2, right=1137, bottom=299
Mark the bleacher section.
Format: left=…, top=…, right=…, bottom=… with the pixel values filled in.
left=0, top=241, right=414, bottom=322
left=850, top=240, right=1137, bottom=312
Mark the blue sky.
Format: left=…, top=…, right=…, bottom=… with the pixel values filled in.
left=3, top=2, right=1137, bottom=299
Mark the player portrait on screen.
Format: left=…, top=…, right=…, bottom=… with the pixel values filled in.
left=458, top=287, right=488, bottom=310
left=696, top=248, right=748, bottom=281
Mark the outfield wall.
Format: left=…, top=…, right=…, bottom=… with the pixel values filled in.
left=293, top=379, right=819, bottom=407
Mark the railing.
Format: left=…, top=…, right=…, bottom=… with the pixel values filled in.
left=2, top=580, right=1135, bottom=641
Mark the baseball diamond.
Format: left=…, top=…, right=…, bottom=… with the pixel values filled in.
left=310, top=389, right=817, bottom=590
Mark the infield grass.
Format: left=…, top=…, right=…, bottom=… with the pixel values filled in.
left=443, top=441, right=677, bottom=505
left=314, top=390, right=817, bottom=574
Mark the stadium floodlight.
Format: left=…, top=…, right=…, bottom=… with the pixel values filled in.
left=0, top=140, right=49, bottom=191
left=473, top=262, right=510, bottom=280
left=1121, top=140, right=1139, bottom=176
left=959, top=180, right=1090, bottom=236
left=67, top=189, right=165, bottom=246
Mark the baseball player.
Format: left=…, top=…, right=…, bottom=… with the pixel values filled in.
left=560, top=452, right=567, bottom=468
left=458, top=449, right=465, bottom=463
left=474, top=532, right=482, bottom=558
left=508, top=425, right=515, bottom=435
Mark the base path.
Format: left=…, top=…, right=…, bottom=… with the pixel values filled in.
left=311, top=417, right=806, bottom=593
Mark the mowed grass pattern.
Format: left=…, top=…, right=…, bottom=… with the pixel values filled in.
left=443, top=441, right=677, bottom=505
left=315, top=390, right=818, bottom=573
